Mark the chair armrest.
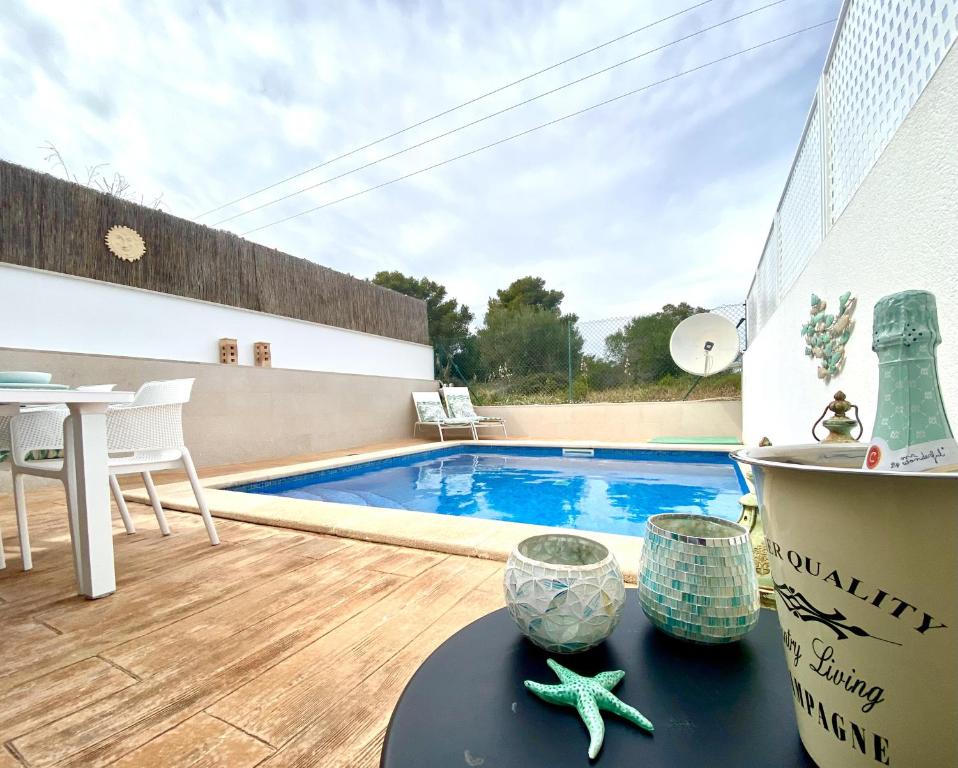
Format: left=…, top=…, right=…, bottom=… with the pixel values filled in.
left=9, top=409, right=68, bottom=466
left=107, top=403, right=185, bottom=452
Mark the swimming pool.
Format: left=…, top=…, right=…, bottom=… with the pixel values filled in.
left=231, top=446, right=747, bottom=538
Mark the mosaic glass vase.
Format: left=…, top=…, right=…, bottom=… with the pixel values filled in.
left=637, top=514, right=760, bottom=644
left=504, top=534, right=626, bottom=653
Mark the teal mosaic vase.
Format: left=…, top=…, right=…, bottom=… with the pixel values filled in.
left=637, top=514, right=760, bottom=644
left=864, top=290, right=958, bottom=472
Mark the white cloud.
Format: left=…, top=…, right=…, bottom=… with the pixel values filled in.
left=0, top=0, right=842, bottom=323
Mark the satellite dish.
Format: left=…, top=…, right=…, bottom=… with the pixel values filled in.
left=670, top=313, right=740, bottom=377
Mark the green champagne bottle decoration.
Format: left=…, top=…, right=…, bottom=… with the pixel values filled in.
left=864, top=290, right=957, bottom=472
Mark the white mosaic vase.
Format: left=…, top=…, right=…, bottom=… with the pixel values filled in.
left=504, top=534, right=626, bottom=653
left=638, top=514, right=760, bottom=644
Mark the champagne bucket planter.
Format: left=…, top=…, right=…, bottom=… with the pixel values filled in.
left=637, top=514, right=760, bottom=644
left=504, top=534, right=626, bottom=653
left=734, top=443, right=958, bottom=768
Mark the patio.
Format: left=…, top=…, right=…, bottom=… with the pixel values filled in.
left=0, top=442, right=505, bottom=768
left=1, top=1, right=956, bottom=765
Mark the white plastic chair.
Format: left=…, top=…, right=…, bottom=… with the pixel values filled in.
left=1, top=384, right=116, bottom=571
left=8, top=408, right=93, bottom=572
left=103, top=378, right=219, bottom=546
left=7, top=378, right=218, bottom=571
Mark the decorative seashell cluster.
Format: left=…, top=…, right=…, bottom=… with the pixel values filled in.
left=801, top=291, right=856, bottom=382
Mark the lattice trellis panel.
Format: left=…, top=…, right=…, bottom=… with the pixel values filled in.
left=747, top=227, right=780, bottom=341
left=748, top=0, right=957, bottom=342
left=826, top=0, right=958, bottom=221
left=777, top=100, right=824, bottom=297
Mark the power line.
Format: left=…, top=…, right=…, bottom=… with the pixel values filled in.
left=240, top=19, right=835, bottom=237
left=213, top=0, right=787, bottom=227
left=194, top=0, right=717, bottom=220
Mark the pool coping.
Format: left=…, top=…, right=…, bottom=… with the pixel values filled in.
left=123, top=439, right=745, bottom=583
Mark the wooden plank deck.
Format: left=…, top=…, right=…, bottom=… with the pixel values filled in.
left=0, top=444, right=505, bottom=767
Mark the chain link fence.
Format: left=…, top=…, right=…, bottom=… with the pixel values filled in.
left=435, top=303, right=746, bottom=405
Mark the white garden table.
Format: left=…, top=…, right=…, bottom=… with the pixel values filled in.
left=0, top=388, right=134, bottom=598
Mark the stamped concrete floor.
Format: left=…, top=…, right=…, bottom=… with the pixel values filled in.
left=0, top=446, right=506, bottom=767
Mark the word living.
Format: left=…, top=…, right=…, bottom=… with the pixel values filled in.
left=809, top=638, right=885, bottom=714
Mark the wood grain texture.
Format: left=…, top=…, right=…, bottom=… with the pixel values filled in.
left=207, top=556, right=499, bottom=745
left=101, top=543, right=409, bottom=679
left=256, top=582, right=505, bottom=767
left=0, top=747, right=22, bottom=768
left=108, top=713, right=274, bottom=768
left=0, top=444, right=506, bottom=768
left=0, top=159, right=429, bottom=344
left=0, top=657, right=136, bottom=744
left=11, top=569, right=404, bottom=768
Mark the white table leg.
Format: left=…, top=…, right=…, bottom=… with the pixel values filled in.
left=62, top=416, right=83, bottom=590
left=65, top=404, right=116, bottom=599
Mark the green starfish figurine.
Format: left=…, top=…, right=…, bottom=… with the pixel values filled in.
left=524, top=658, right=654, bottom=759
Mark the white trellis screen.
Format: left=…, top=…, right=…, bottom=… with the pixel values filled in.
left=746, top=0, right=957, bottom=343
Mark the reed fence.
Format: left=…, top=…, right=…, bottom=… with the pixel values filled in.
left=0, top=160, right=429, bottom=345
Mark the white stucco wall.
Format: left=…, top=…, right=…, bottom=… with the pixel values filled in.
left=742, top=47, right=958, bottom=445
left=0, top=263, right=434, bottom=380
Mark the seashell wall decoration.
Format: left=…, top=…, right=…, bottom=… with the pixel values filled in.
left=800, top=291, right=856, bottom=382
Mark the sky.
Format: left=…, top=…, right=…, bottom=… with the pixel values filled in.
left=0, top=0, right=842, bottom=325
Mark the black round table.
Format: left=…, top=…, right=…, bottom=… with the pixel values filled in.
left=381, top=601, right=816, bottom=767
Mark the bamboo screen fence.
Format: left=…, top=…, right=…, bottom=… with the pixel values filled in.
left=0, top=160, right=429, bottom=345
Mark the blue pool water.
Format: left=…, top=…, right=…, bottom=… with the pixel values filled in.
left=232, top=446, right=747, bottom=538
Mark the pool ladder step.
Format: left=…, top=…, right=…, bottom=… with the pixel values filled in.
left=562, top=447, right=595, bottom=458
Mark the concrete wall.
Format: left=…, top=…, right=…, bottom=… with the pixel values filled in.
left=476, top=400, right=742, bottom=442
left=742, top=47, right=958, bottom=445
left=0, top=264, right=434, bottom=379
left=0, top=347, right=435, bottom=489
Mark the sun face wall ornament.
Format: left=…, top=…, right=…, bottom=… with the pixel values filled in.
left=801, top=291, right=856, bottom=383
left=105, top=225, right=146, bottom=262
